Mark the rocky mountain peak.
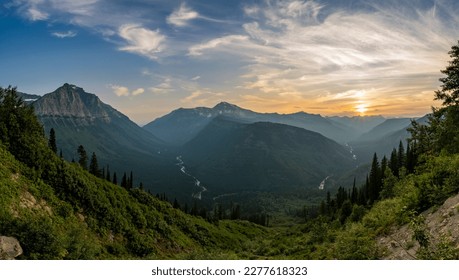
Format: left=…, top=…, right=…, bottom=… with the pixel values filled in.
left=213, top=102, right=242, bottom=112
left=33, top=83, right=120, bottom=121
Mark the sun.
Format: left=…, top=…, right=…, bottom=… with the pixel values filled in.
left=355, top=103, right=368, bottom=115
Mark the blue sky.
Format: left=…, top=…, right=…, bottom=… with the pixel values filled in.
left=1, top=0, right=459, bottom=124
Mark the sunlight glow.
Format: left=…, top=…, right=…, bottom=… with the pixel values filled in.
left=355, top=103, right=368, bottom=115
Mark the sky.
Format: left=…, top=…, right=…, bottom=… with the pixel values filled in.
left=1, top=0, right=459, bottom=124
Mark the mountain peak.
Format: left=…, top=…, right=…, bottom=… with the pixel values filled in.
left=56, top=83, right=91, bottom=96
left=33, top=84, right=119, bottom=121
left=213, top=102, right=241, bottom=111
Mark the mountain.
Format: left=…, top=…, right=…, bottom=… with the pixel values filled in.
left=178, top=117, right=356, bottom=210
left=356, top=118, right=412, bottom=142
left=32, top=83, right=185, bottom=189
left=327, top=115, right=386, bottom=137
left=144, top=102, right=355, bottom=145
left=350, top=115, right=428, bottom=163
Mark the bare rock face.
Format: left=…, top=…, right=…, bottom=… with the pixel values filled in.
left=33, top=83, right=124, bottom=125
left=379, top=193, right=459, bottom=259
left=0, top=236, right=23, bottom=260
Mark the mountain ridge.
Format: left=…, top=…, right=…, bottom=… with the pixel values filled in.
left=144, top=101, right=363, bottom=145
left=179, top=116, right=356, bottom=206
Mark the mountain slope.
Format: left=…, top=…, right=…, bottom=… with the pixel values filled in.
left=0, top=136, right=267, bottom=259
left=32, top=83, right=182, bottom=188
left=180, top=117, right=356, bottom=200
left=357, top=118, right=412, bottom=142
left=350, top=115, right=428, bottom=163
left=144, top=102, right=354, bottom=145
left=327, top=115, right=386, bottom=137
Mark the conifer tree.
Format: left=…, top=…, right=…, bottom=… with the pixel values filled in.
left=112, top=172, right=117, bottom=185
left=429, top=41, right=459, bottom=152
left=389, top=148, right=399, bottom=177
left=368, top=153, right=381, bottom=204
left=173, top=198, right=180, bottom=209
left=121, top=172, right=127, bottom=189
left=77, top=145, right=88, bottom=170
left=89, top=152, right=100, bottom=177
left=105, top=165, right=111, bottom=182
left=129, top=171, right=133, bottom=189
left=397, top=141, right=405, bottom=171
left=0, top=86, right=47, bottom=168
left=48, top=128, right=57, bottom=154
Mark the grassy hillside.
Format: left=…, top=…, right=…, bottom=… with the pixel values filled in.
left=0, top=86, right=269, bottom=259
left=0, top=143, right=270, bottom=259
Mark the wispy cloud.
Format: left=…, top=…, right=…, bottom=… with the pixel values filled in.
left=28, top=7, right=48, bottom=20
left=51, top=30, right=77, bottom=38
left=167, top=3, right=199, bottom=27
left=188, top=35, right=249, bottom=56
left=149, top=78, right=173, bottom=94
left=118, top=24, right=166, bottom=60
left=188, top=0, right=459, bottom=116
left=11, top=0, right=98, bottom=21
left=180, top=89, right=226, bottom=105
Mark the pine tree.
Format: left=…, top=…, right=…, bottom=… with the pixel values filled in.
left=389, top=148, right=399, bottom=177
left=350, top=177, right=358, bottom=204
left=121, top=172, right=127, bottom=189
left=89, top=152, right=100, bottom=177
left=105, top=165, right=111, bottom=182
left=173, top=198, right=180, bottom=209
left=397, top=141, right=405, bottom=172
left=48, top=128, right=57, bottom=154
left=368, top=153, right=382, bottom=204
left=430, top=40, right=459, bottom=153
left=77, top=145, right=88, bottom=170
left=129, top=171, right=133, bottom=189
left=112, top=172, right=117, bottom=185
left=405, top=142, right=416, bottom=173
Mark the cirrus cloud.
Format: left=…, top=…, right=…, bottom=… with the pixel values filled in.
left=51, top=30, right=77, bottom=38
left=167, top=3, right=199, bottom=27
left=118, top=24, right=166, bottom=60
left=187, top=0, right=459, bottom=116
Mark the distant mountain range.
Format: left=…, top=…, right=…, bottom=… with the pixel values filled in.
left=145, top=102, right=371, bottom=145
left=19, top=83, right=428, bottom=211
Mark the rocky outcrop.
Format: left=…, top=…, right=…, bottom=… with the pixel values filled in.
left=0, top=236, right=23, bottom=260
left=378, top=193, right=459, bottom=259
left=32, top=83, right=125, bottom=125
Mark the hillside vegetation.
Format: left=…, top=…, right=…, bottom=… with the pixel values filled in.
left=0, top=86, right=267, bottom=259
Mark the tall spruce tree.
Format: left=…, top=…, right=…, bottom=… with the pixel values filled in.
left=89, top=152, right=100, bottom=177
left=430, top=40, right=459, bottom=153
left=368, top=153, right=381, bottom=204
left=77, top=145, right=88, bottom=170
left=48, top=128, right=57, bottom=154
left=112, top=172, right=118, bottom=185
left=121, top=172, right=127, bottom=189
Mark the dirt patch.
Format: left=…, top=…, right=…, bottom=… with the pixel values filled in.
left=378, top=193, right=459, bottom=259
